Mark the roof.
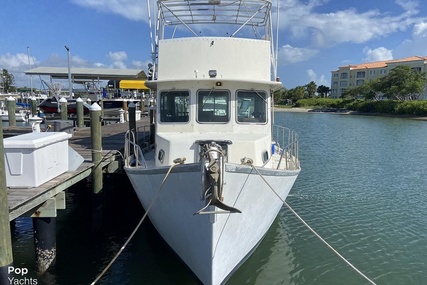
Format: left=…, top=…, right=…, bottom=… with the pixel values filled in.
left=119, top=80, right=149, bottom=90
left=337, top=56, right=427, bottom=71
left=24, top=67, right=147, bottom=80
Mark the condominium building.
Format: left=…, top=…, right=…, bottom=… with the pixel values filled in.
left=330, top=56, right=427, bottom=99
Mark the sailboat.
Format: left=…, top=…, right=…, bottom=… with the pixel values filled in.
left=123, top=0, right=301, bottom=284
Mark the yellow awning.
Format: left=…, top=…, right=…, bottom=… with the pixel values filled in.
left=119, top=80, right=149, bottom=90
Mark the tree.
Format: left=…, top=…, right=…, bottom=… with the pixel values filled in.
left=1, top=69, right=16, bottom=93
left=273, top=87, right=288, bottom=104
left=380, top=65, right=427, bottom=101
left=305, top=81, right=317, bottom=98
left=288, top=86, right=305, bottom=102
left=317, top=85, right=330, bottom=98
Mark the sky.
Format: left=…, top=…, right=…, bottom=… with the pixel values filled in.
left=1, top=0, right=427, bottom=90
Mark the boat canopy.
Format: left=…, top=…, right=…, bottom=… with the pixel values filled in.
left=119, top=80, right=150, bottom=90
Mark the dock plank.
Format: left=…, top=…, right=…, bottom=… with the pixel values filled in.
left=7, top=117, right=151, bottom=221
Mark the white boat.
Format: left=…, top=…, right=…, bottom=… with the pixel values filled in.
left=1, top=108, right=29, bottom=122
left=123, top=0, right=301, bottom=284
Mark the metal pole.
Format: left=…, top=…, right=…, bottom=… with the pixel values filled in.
left=27, top=47, right=33, bottom=97
left=0, top=118, right=13, bottom=284
left=149, top=107, right=155, bottom=144
left=65, top=46, right=72, bottom=98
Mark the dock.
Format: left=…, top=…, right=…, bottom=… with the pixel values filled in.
left=6, top=116, right=150, bottom=221
left=0, top=102, right=155, bottom=280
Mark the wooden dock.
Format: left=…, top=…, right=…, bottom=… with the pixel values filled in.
left=6, top=117, right=151, bottom=221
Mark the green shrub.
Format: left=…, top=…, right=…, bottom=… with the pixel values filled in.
left=394, top=101, right=427, bottom=115
left=291, top=98, right=427, bottom=116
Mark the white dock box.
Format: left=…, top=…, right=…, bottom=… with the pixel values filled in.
left=3, top=132, right=72, bottom=188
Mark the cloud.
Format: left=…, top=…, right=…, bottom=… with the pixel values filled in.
left=413, top=22, right=427, bottom=37
left=393, top=20, right=427, bottom=57
left=71, top=0, right=147, bottom=21
left=0, top=53, right=32, bottom=70
left=0, top=53, right=39, bottom=88
left=278, top=44, right=319, bottom=64
left=363, top=47, right=393, bottom=62
left=280, top=0, right=424, bottom=48
left=107, top=51, right=128, bottom=62
left=396, top=0, right=419, bottom=12
left=306, top=69, right=328, bottom=86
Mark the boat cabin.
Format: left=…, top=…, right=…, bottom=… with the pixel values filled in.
left=153, top=79, right=276, bottom=168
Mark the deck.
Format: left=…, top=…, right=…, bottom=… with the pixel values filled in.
left=5, top=117, right=151, bottom=221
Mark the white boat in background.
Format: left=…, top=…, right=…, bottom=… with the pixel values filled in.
left=123, top=0, right=301, bottom=284
left=1, top=108, right=29, bottom=122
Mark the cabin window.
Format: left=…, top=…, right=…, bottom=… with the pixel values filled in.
left=197, top=90, right=229, bottom=123
left=236, top=90, right=267, bottom=123
left=159, top=90, right=190, bottom=122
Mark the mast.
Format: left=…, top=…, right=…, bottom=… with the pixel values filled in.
left=27, top=47, right=33, bottom=96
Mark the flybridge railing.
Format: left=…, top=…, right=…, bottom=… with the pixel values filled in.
left=147, top=0, right=278, bottom=81
left=272, top=125, right=300, bottom=170
left=158, top=0, right=272, bottom=27
left=155, top=0, right=273, bottom=39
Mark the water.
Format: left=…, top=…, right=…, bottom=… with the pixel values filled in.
left=8, top=112, right=427, bottom=285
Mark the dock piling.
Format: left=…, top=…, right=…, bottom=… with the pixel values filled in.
left=32, top=217, right=56, bottom=274
left=128, top=102, right=136, bottom=136
left=30, top=97, right=37, bottom=117
left=90, top=103, right=103, bottom=231
left=0, top=118, right=13, bottom=284
left=76, top=98, right=84, bottom=128
left=60, top=97, right=68, bottom=121
left=7, top=97, right=16, bottom=127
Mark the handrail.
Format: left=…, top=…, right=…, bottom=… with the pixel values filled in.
left=272, top=125, right=299, bottom=170
left=124, top=130, right=147, bottom=168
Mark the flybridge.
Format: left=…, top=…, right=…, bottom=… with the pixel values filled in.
left=147, top=0, right=278, bottom=80
left=156, top=0, right=273, bottom=38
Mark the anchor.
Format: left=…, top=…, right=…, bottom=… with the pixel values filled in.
left=195, top=141, right=241, bottom=215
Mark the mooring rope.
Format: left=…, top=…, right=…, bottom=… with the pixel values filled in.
left=90, top=159, right=184, bottom=285
left=251, top=165, right=377, bottom=285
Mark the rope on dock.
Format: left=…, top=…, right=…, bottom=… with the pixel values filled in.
left=90, top=159, right=184, bottom=285
left=251, top=165, right=377, bottom=285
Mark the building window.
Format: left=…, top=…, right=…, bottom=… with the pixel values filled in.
left=369, top=70, right=376, bottom=75
left=380, top=69, right=387, bottom=75
left=333, top=81, right=338, bottom=86
left=339, top=81, right=347, bottom=87
left=333, top=73, right=339, bottom=78
left=356, top=71, right=366, bottom=78
left=412, top=67, right=422, bottom=73
left=356, top=79, right=364, bottom=86
left=340, top=73, right=348, bottom=79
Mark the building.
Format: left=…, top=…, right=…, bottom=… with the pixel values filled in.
left=330, top=56, right=427, bottom=99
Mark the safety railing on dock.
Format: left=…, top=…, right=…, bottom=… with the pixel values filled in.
left=272, top=125, right=300, bottom=170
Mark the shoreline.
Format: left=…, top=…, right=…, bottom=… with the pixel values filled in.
left=273, top=106, right=427, bottom=121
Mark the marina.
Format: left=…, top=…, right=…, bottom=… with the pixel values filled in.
left=0, top=104, right=152, bottom=283
left=4, top=111, right=426, bottom=284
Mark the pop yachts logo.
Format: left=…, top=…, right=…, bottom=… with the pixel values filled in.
left=7, top=267, right=38, bottom=285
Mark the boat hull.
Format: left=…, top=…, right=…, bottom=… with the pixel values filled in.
left=125, top=162, right=299, bottom=285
